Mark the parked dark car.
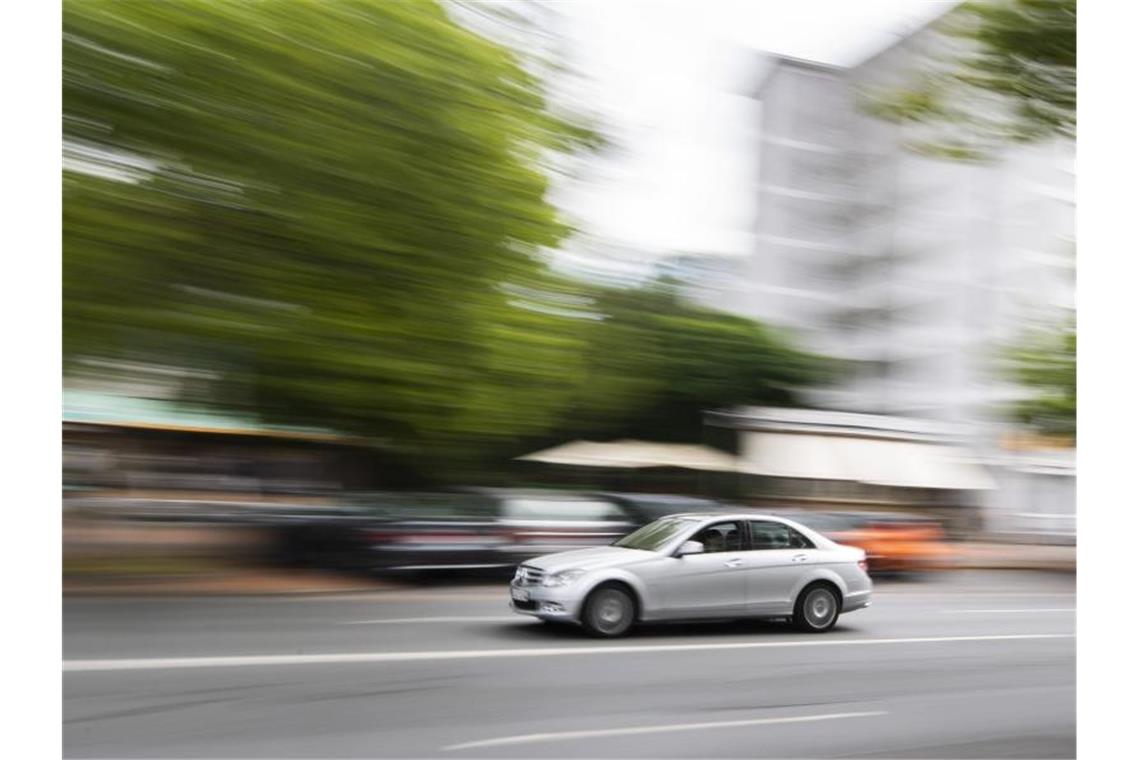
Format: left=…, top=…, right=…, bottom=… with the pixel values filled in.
left=350, top=491, right=510, bottom=574
left=271, top=502, right=379, bottom=568
left=482, top=489, right=641, bottom=564
left=274, top=490, right=735, bottom=577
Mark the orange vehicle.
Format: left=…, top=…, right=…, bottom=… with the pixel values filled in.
left=782, top=511, right=955, bottom=575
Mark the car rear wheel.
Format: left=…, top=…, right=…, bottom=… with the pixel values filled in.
left=793, top=584, right=840, bottom=633
left=582, top=585, right=635, bottom=638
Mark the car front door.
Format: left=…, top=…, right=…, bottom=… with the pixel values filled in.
left=741, top=520, right=819, bottom=616
left=655, top=520, right=748, bottom=619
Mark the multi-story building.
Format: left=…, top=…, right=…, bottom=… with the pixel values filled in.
left=685, top=28, right=1074, bottom=539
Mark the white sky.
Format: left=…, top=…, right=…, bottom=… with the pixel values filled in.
left=547, top=0, right=956, bottom=260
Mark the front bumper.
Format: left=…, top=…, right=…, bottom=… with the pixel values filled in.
left=508, top=580, right=589, bottom=622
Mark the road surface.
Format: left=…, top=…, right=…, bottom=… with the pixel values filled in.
left=63, top=570, right=1075, bottom=758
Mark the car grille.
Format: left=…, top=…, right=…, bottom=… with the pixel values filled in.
left=515, top=565, right=545, bottom=586
left=512, top=599, right=538, bottom=611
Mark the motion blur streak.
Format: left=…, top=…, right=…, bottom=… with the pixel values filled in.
left=442, top=710, right=890, bottom=750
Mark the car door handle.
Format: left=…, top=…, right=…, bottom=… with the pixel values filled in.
left=723, top=558, right=743, bottom=568
left=792, top=554, right=808, bottom=563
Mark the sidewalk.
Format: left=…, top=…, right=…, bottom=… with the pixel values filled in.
left=63, top=567, right=399, bottom=597
left=951, top=541, right=1076, bottom=572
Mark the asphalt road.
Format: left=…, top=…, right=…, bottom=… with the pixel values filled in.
left=63, top=570, right=1076, bottom=758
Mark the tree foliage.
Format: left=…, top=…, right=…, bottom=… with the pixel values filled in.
left=63, top=1, right=825, bottom=478
left=64, top=0, right=602, bottom=466
left=551, top=281, right=831, bottom=446
left=863, top=0, right=1075, bottom=159
left=1007, top=324, right=1076, bottom=438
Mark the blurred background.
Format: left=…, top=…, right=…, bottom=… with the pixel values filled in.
left=61, top=2, right=1077, bottom=757
left=63, top=0, right=1074, bottom=591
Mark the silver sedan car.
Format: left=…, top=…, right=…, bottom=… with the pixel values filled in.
left=509, top=512, right=872, bottom=637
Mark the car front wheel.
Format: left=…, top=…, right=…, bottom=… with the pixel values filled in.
left=793, top=584, right=840, bottom=633
left=581, top=585, right=635, bottom=638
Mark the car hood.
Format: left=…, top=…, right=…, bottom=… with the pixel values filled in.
left=521, top=545, right=655, bottom=574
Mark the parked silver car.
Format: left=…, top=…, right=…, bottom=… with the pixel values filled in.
left=509, top=512, right=871, bottom=637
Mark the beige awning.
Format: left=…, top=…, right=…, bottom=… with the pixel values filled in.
left=518, top=439, right=739, bottom=472
left=738, top=432, right=995, bottom=490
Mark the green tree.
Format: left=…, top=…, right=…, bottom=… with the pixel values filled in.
left=64, top=0, right=599, bottom=473
left=863, top=0, right=1075, bottom=159
left=64, top=1, right=829, bottom=481
left=1007, top=324, right=1076, bottom=438
left=551, top=280, right=831, bottom=446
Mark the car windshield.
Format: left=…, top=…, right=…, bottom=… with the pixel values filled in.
left=613, top=517, right=699, bottom=552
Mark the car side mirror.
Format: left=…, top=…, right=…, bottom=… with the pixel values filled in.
left=677, top=540, right=704, bottom=557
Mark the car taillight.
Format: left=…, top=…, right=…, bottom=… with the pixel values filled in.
left=858, top=559, right=869, bottom=573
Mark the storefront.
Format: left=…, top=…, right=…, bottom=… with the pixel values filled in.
left=63, top=391, right=410, bottom=498
left=705, top=406, right=995, bottom=535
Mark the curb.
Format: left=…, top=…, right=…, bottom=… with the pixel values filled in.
left=63, top=584, right=398, bottom=598
left=949, top=562, right=1075, bottom=573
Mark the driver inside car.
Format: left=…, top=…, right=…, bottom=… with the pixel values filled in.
left=700, top=530, right=726, bottom=553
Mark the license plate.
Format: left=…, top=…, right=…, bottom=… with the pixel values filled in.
left=511, top=587, right=529, bottom=602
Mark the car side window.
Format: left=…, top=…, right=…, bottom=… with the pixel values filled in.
left=692, top=521, right=743, bottom=553
left=788, top=527, right=814, bottom=549
left=749, top=521, right=815, bottom=550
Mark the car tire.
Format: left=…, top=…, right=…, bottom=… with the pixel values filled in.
left=793, top=583, right=840, bottom=633
left=581, top=585, right=636, bottom=638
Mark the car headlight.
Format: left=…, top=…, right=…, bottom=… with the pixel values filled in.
left=542, top=569, right=587, bottom=588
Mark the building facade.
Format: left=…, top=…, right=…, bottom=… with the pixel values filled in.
left=685, top=29, right=1074, bottom=539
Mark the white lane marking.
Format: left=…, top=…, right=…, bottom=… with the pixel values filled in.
left=348, top=610, right=1076, bottom=623
left=70, top=590, right=1074, bottom=604
left=938, top=608, right=1075, bottom=614
left=442, top=710, right=888, bottom=751
left=875, top=592, right=1075, bottom=597
left=344, top=616, right=518, bottom=625
left=63, top=633, right=1074, bottom=673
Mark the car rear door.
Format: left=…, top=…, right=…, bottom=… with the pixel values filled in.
left=741, top=520, right=820, bottom=615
